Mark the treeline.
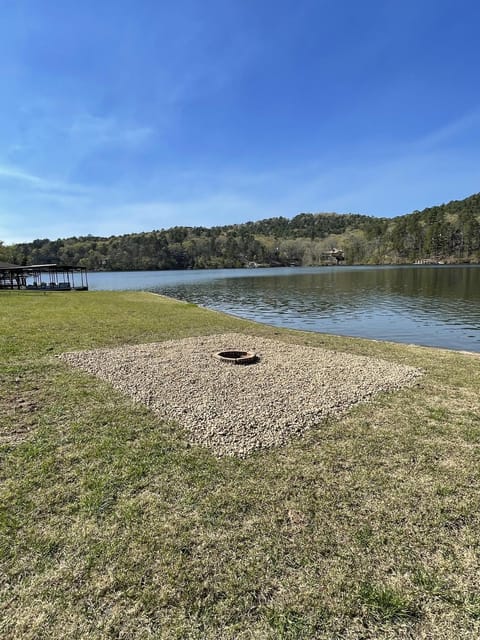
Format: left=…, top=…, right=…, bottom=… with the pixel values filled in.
left=2, top=193, right=480, bottom=270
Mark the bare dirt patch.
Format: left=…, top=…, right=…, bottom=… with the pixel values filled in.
left=0, top=379, right=41, bottom=446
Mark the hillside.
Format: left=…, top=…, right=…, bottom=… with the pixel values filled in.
left=2, top=193, right=480, bottom=269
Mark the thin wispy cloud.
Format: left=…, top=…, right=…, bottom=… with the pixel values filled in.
left=416, top=109, right=480, bottom=149
left=0, top=164, right=46, bottom=186
left=0, top=163, right=89, bottom=196
left=68, top=114, right=155, bottom=148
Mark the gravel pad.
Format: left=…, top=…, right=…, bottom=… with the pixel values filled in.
left=59, top=334, right=423, bottom=456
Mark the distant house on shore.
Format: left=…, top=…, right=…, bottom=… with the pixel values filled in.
left=322, top=248, right=345, bottom=264
left=0, top=262, right=88, bottom=291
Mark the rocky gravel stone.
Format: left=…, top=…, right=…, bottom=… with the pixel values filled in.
left=59, top=333, right=423, bottom=456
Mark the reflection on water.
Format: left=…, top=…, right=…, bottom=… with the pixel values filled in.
left=88, top=266, right=480, bottom=352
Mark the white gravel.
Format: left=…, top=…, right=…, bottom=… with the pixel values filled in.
left=59, top=333, right=423, bottom=456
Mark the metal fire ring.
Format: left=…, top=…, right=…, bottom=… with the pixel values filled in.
left=214, top=350, right=258, bottom=365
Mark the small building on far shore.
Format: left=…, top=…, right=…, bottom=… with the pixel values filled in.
left=321, top=248, right=345, bottom=264
left=0, top=262, right=88, bottom=291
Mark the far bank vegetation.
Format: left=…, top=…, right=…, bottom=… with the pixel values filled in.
left=2, top=193, right=480, bottom=270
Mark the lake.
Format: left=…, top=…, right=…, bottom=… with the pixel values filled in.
left=87, top=265, right=480, bottom=353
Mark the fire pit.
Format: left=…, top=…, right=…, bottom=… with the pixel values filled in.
left=215, top=350, right=258, bottom=365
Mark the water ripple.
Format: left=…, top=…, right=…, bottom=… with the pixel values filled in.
left=87, top=265, right=480, bottom=352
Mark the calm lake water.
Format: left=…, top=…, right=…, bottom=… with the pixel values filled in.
left=87, top=266, right=480, bottom=353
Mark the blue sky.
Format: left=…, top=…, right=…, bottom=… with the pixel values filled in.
left=1, top=0, right=480, bottom=243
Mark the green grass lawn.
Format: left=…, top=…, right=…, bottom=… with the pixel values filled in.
left=1, top=290, right=480, bottom=639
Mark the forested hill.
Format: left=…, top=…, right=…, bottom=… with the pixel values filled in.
left=2, top=192, right=480, bottom=269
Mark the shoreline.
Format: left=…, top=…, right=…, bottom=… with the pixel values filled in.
left=146, top=291, right=480, bottom=357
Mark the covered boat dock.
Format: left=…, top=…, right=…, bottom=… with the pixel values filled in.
left=0, top=262, right=88, bottom=291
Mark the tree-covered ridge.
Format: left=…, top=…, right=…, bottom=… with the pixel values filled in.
left=3, top=193, right=480, bottom=269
